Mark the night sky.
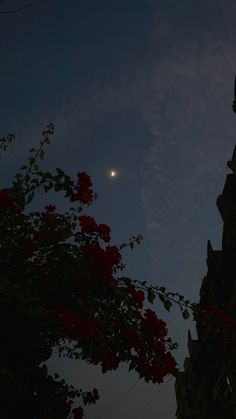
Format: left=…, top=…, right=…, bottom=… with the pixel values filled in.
left=1, top=0, right=236, bottom=417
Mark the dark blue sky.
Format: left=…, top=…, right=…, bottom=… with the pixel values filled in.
left=1, top=0, right=236, bottom=417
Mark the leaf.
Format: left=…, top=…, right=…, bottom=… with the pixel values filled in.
left=183, top=309, right=190, bottom=319
left=147, top=290, right=155, bottom=304
left=25, top=192, right=34, bottom=205
left=159, top=294, right=165, bottom=303
left=164, top=300, right=172, bottom=311
left=159, top=287, right=166, bottom=293
left=43, top=185, right=51, bottom=193
left=54, top=183, right=62, bottom=192
left=121, top=277, right=132, bottom=285
left=56, top=167, right=64, bottom=178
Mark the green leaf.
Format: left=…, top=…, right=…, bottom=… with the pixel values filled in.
left=56, top=167, right=64, bottom=178
left=43, top=185, right=51, bottom=193
left=54, top=183, right=62, bottom=192
left=26, top=192, right=34, bottom=205
left=159, top=294, right=165, bottom=303
left=164, top=300, right=172, bottom=311
left=147, top=290, right=155, bottom=304
left=183, top=309, right=190, bottom=319
left=121, top=277, right=132, bottom=285
left=159, top=287, right=166, bottom=293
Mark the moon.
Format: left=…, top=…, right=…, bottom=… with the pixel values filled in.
left=108, top=169, right=118, bottom=178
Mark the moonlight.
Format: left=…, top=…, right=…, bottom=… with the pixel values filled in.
left=109, top=169, right=118, bottom=178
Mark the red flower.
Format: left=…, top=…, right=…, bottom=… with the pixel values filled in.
left=44, top=204, right=56, bottom=212
left=0, top=189, right=13, bottom=208
left=79, top=216, right=111, bottom=242
left=62, top=309, right=78, bottom=330
left=77, top=171, right=92, bottom=188
left=120, top=326, right=140, bottom=350
left=81, top=244, right=113, bottom=281
left=142, top=309, right=168, bottom=338
left=70, top=171, right=94, bottom=204
left=105, top=245, right=121, bottom=265
left=101, top=348, right=119, bottom=372
left=33, top=230, right=46, bottom=241
left=97, top=224, right=111, bottom=242
left=40, top=364, right=48, bottom=377
left=79, top=215, right=98, bottom=234
left=33, top=229, right=58, bottom=242
left=126, top=284, right=145, bottom=308
left=70, top=189, right=93, bottom=204
left=16, top=236, right=38, bottom=257
left=78, top=317, right=100, bottom=340
left=72, top=406, right=84, bottom=419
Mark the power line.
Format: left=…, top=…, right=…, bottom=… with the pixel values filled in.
left=122, top=3, right=236, bottom=417
left=93, top=165, right=227, bottom=419
left=192, top=0, right=235, bottom=74
left=94, top=323, right=188, bottom=419
left=128, top=376, right=174, bottom=419
left=94, top=378, right=140, bottom=419
left=86, top=5, right=236, bottom=418
left=214, top=0, right=233, bottom=50
left=154, top=171, right=225, bottom=269
left=126, top=290, right=199, bottom=419
left=94, top=288, right=198, bottom=419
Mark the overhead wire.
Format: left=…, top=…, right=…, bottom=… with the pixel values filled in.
left=127, top=376, right=174, bottom=419
left=214, top=0, right=233, bottom=51
left=93, top=3, right=236, bottom=418
left=128, top=1, right=236, bottom=417
left=192, top=0, right=235, bottom=74
left=93, top=173, right=221, bottom=418
left=123, top=2, right=236, bottom=417
left=94, top=312, right=194, bottom=419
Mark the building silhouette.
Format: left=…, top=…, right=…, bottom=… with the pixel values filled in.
left=175, top=146, right=236, bottom=419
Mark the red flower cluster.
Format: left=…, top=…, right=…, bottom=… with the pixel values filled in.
left=40, top=206, right=58, bottom=223
left=0, top=189, right=13, bottom=208
left=81, top=243, right=121, bottom=282
left=126, top=284, right=145, bottom=308
left=49, top=305, right=101, bottom=341
left=70, top=171, right=93, bottom=204
left=78, top=317, right=100, bottom=341
left=51, top=305, right=79, bottom=338
left=101, top=348, right=119, bottom=373
left=132, top=343, right=178, bottom=384
left=33, top=229, right=59, bottom=242
left=142, top=309, right=168, bottom=339
left=120, top=326, right=141, bottom=350
left=45, top=204, right=56, bottom=212
left=72, top=406, right=84, bottom=419
left=16, top=236, right=38, bottom=257
left=40, top=364, right=48, bottom=377
left=79, top=215, right=111, bottom=242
